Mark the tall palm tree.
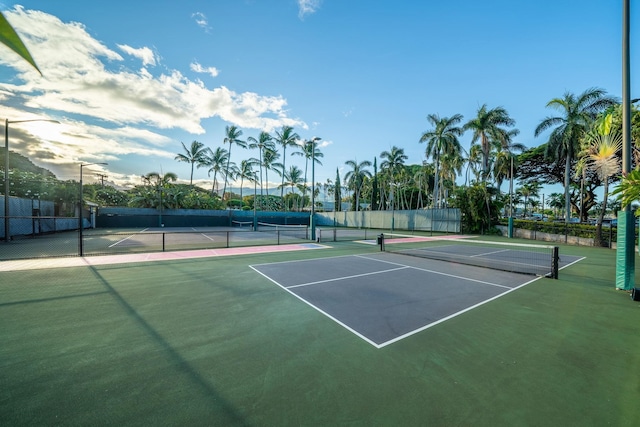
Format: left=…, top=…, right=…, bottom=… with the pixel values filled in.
left=534, top=88, right=617, bottom=222
left=279, top=165, right=304, bottom=211
left=293, top=140, right=324, bottom=209
left=516, top=182, right=541, bottom=218
left=262, top=148, right=282, bottom=201
left=247, top=131, right=274, bottom=202
left=439, top=150, right=465, bottom=206
left=200, top=147, right=229, bottom=196
left=237, top=159, right=259, bottom=203
left=581, top=130, right=622, bottom=244
left=222, top=125, right=246, bottom=200
left=273, top=125, right=300, bottom=200
left=464, top=143, right=483, bottom=185
left=344, top=159, right=372, bottom=211
left=492, top=128, right=525, bottom=208
left=464, top=105, right=515, bottom=182
left=420, top=114, right=464, bottom=208
left=380, top=146, right=408, bottom=209
left=174, top=140, right=207, bottom=186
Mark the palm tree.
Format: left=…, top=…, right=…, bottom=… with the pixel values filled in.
left=420, top=114, right=464, bottom=208
left=279, top=165, right=304, bottom=211
left=380, top=146, right=408, bottom=210
left=344, top=159, right=372, bottom=211
left=581, top=130, right=622, bottom=244
left=237, top=159, right=259, bottom=203
left=247, top=131, right=274, bottom=202
left=200, top=147, right=229, bottom=196
left=439, top=150, right=465, bottom=206
left=174, top=140, right=208, bottom=186
left=464, top=144, right=483, bottom=185
left=464, top=105, right=515, bottom=182
left=534, top=88, right=617, bottom=222
left=222, top=125, right=246, bottom=200
left=293, top=139, right=324, bottom=209
left=262, top=148, right=282, bottom=201
left=142, top=171, right=178, bottom=212
left=516, top=182, right=541, bottom=218
left=273, top=125, right=300, bottom=200
left=492, top=128, right=526, bottom=214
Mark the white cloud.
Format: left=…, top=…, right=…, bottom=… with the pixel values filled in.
left=1, top=7, right=304, bottom=134
left=117, top=44, right=157, bottom=66
left=298, top=0, right=322, bottom=19
left=190, top=62, right=219, bottom=78
left=191, top=12, right=211, bottom=32
left=0, top=6, right=306, bottom=185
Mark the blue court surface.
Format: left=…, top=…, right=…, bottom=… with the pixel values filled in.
left=251, top=251, right=583, bottom=348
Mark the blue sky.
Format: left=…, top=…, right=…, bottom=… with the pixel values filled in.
left=0, top=1, right=638, bottom=198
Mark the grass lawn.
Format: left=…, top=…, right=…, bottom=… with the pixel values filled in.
left=1, top=238, right=639, bottom=426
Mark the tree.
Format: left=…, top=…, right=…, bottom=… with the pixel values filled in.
left=175, top=140, right=207, bottom=186
left=371, top=157, right=379, bottom=210
left=293, top=139, right=323, bottom=209
left=262, top=148, right=282, bottom=203
left=273, top=126, right=300, bottom=200
left=450, top=183, right=501, bottom=233
left=247, top=131, right=274, bottom=203
left=222, top=125, right=246, bottom=200
left=464, top=105, right=515, bottom=182
left=612, top=168, right=640, bottom=209
left=334, top=168, right=342, bottom=212
left=581, top=131, right=622, bottom=245
left=380, top=146, right=408, bottom=210
left=200, top=147, right=229, bottom=196
left=534, top=88, right=617, bottom=222
left=137, top=171, right=178, bottom=210
left=420, top=114, right=464, bottom=208
left=279, top=165, right=304, bottom=211
left=344, top=159, right=372, bottom=211
left=516, top=182, right=541, bottom=218
left=0, top=11, right=40, bottom=74
left=237, top=159, right=259, bottom=204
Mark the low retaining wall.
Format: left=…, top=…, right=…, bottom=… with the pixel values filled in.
left=496, top=225, right=608, bottom=248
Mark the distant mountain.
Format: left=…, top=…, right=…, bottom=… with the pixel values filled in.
left=0, top=150, right=56, bottom=177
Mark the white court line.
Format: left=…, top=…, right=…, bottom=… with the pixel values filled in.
left=200, top=233, right=216, bottom=241
left=108, top=234, right=137, bottom=248
left=249, top=265, right=381, bottom=348
left=287, top=266, right=410, bottom=289
left=471, top=248, right=510, bottom=258
left=378, top=275, right=542, bottom=348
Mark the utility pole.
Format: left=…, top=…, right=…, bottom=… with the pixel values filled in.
left=96, top=173, right=108, bottom=187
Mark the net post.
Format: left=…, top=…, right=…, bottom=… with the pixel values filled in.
left=378, top=233, right=384, bottom=251
left=551, top=246, right=559, bottom=279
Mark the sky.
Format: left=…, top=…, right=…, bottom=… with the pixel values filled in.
left=0, top=0, right=638, bottom=199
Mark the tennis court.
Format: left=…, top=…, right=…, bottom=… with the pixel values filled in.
left=251, top=246, right=583, bottom=347
left=1, top=235, right=639, bottom=426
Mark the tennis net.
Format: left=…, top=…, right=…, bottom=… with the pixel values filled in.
left=257, top=222, right=309, bottom=240
left=380, top=233, right=559, bottom=278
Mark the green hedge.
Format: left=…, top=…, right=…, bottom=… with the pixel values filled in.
left=498, top=219, right=618, bottom=241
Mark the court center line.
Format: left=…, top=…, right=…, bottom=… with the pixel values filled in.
left=355, top=254, right=513, bottom=289
left=287, top=266, right=411, bottom=289
left=471, top=248, right=510, bottom=258
left=108, top=234, right=137, bottom=248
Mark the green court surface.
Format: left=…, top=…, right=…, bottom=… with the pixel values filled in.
left=1, top=236, right=639, bottom=426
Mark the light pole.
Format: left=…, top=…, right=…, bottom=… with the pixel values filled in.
left=4, top=118, right=60, bottom=241
left=79, top=162, right=108, bottom=256
left=307, top=137, right=321, bottom=241
left=253, top=170, right=258, bottom=231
